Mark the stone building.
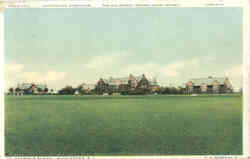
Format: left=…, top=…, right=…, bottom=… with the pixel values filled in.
left=149, top=77, right=160, bottom=92
left=104, top=74, right=158, bottom=90
left=95, top=78, right=110, bottom=94
left=96, top=74, right=160, bottom=95
left=104, top=74, right=142, bottom=91
left=136, top=74, right=150, bottom=89
left=15, top=83, right=48, bottom=94
left=186, top=76, right=233, bottom=94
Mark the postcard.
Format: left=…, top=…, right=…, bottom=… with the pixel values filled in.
left=0, top=1, right=249, bottom=158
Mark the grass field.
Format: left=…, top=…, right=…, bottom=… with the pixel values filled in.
left=5, top=95, right=242, bottom=156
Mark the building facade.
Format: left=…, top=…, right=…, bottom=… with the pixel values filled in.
left=186, top=76, right=233, bottom=94
left=95, top=74, right=160, bottom=95
left=10, top=83, right=48, bottom=95
left=95, top=78, right=110, bottom=94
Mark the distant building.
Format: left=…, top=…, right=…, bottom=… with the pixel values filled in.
left=104, top=74, right=142, bottom=91
left=150, top=78, right=160, bottom=92
left=74, top=90, right=80, bottom=95
left=105, top=74, right=158, bottom=90
left=95, top=74, right=160, bottom=95
left=95, top=78, right=110, bottom=95
left=15, top=83, right=48, bottom=95
left=136, top=74, right=150, bottom=89
left=186, top=76, right=233, bottom=94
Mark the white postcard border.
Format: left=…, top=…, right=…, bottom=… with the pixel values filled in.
left=0, top=6, right=5, bottom=159
left=243, top=0, right=249, bottom=157
left=0, top=1, right=249, bottom=159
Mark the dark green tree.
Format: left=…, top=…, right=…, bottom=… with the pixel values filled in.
left=44, top=87, right=49, bottom=93
left=8, top=87, right=14, bottom=94
left=15, top=87, right=21, bottom=93
left=59, top=86, right=76, bottom=95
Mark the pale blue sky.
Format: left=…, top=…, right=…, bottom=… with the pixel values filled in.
left=4, top=8, right=243, bottom=90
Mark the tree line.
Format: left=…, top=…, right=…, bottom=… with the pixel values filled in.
left=8, top=84, right=187, bottom=96
left=57, top=85, right=187, bottom=95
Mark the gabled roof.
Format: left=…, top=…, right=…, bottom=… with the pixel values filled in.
left=188, top=77, right=227, bottom=86
left=106, top=75, right=142, bottom=84
left=103, top=74, right=157, bottom=85
left=18, top=83, right=47, bottom=89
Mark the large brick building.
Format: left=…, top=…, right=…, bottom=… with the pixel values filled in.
left=186, top=76, right=233, bottom=94
left=95, top=74, right=160, bottom=94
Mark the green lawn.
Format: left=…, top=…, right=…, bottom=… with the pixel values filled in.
left=5, top=95, right=242, bottom=156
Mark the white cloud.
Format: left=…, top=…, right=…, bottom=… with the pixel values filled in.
left=121, top=62, right=158, bottom=77
left=80, top=51, right=132, bottom=81
left=225, top=65, right=242, bottom=90
left=6, top=63, right=24, bottom=73
left=82, top=51, right=128, bottom=70
left=5, top=63, right=67, bottom=90
left=42, top=71, right=68, bottom=82
left=83, top=55, right=116, bottom=69
left=80, top=53, right=205, bottom=87
left=5, top=56, right=242, bottom=90
left=121, top=58, right=199, bottom=78
left=160, top=58, right=199, bottom=77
